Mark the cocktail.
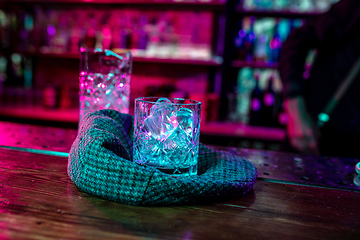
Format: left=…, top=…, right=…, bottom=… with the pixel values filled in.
left=79, top=48, right=132, bottom=121
left=133, top=97, right=201, bottom=177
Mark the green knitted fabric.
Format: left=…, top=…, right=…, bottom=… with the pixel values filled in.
left=68, top=110, right=257, bottom=205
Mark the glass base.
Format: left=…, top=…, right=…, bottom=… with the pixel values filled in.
left=135, top=162, right=197, bottom=178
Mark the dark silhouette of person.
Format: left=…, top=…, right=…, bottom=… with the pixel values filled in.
left=279, top=0, right=360, bottom=158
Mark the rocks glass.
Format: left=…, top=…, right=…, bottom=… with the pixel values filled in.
left=133, top=97, right=201, bottom=177
left=79, top=48, right=132, bottom=122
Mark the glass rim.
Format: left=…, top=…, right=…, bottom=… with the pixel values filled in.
left=80, top=47, right=131, bottom=54
left=135, top=97, right=201, bottom=106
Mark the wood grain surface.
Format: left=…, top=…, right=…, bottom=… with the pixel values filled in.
left=0, top=147, right=359, bottom=240
left=2, top=120, right=359, bottom=192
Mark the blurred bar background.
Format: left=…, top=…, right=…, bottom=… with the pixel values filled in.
left=0, top=0, right=338, bottom=150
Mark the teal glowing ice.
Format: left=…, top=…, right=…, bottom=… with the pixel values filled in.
left=133, top=97, right=201, bottom=177
left=79, top=72, right=130, bottom=120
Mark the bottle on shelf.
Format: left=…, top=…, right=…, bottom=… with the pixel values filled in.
left=244, top=16, right=256, bottom=61
left=118, top=15, right=131, bottom=49
left=242, top=0, right=255, bottom=11
left=43, top=84, right=58, bottom=109
left=145, top=17, right=160, bottom=57
left=53, top=16, right=69, bottom=53
left=242, top=0, right=301, bottom=11
left=45, top=10, right=59, bottom=53
left=18, top=11, right=33, bottom=52
left=23, top=56, right=32, bottom=88
left=273, top=0, right=289, bottom=11
left=0, top=10, right=10, bottom=50
left=7, top=7, right=214, bottom=59
left=101, top=24, right=112, bottom=50
left=254, top=19, right=269, bottom=62
left=129, top=12, right=143, bottom=51
left=84, top=14, right=97, bottom=49
left=277, top=97, right=288, bottom=129
left=231, top=67, right=254, bottom=124
left=30, top=15, right=42, bottom=52
left=9, top=53, right=24, bottom=86
left=78, top=15, right=87, bottom=50
left=249, top=73, right=263, bottom=126
left=243, top=0, right=274, bottom=10
left=84, top=26, right=96, bottom=49
left=59, top=86, right=72, bottom=109
left=112, top=24, right=122, bottom=50
left=234, top=19, right=247, bottom=60
left=154, top=15, right=176, bottom=58
left=69, top=25, right=80, bottom=53
left=138, top=15, right=148, bottom=51
left=0, top=52, right=7, bottom=84
left=268, top=19, right=282, bottom=63
left=261, top=74, right=276, bottom=127
left=0, top=11, right=9, bottom=85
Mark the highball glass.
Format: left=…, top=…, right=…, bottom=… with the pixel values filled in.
left=79, top=48, right=132, bottom=122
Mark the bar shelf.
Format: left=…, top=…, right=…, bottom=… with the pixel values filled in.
left=236, top=8, right=321, bottom=18
left=8, top=0, right=226, bottom=9
left=20, top=51, right=223, bottom=66
left=232, top=60, right=313, bottom=71
left=232, top=60, right=278, bottom=69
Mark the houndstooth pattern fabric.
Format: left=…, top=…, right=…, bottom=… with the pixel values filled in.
left=68, top=110, right=257, bottom=205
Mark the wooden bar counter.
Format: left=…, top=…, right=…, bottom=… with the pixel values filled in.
left=0, top=121, right=359, bottom=239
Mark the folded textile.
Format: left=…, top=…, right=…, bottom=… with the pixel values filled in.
left=68, top=110, right=257, bottom=205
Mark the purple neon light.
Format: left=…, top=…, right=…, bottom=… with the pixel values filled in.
left=47, top=25, right=56, bottom=36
